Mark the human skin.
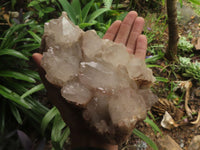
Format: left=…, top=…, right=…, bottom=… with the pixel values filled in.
left=32, top=11, right=147, bottom=150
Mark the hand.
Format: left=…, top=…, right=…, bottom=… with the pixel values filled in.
left=32, top=11, right=147, bottom=150
left=103, top=11, right=147, bottom=60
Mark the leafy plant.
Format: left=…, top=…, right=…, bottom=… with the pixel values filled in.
left=178, top=36, right=193, bottom=52
left=0, top=16, right=47, bottom=132
left=28, top=0, right=57, bottom=19
left=179, top=56, right=200, bottom=83
left=57, top=0, right=111, bottom=30
left=41, top=107, right=70, bottom=150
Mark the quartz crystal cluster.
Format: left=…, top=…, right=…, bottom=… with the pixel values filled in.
left=41, top=12, right=158, bottom=144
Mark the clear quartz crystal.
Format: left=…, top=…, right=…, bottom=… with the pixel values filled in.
left=41, top=12, right=157, bottom=144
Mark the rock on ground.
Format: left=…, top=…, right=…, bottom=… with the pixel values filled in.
left=188, top=135, right=200, bottom=150
left=157, top=135, right=182, bottom=150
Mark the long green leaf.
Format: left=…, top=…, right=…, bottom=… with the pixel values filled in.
left=28, top=31, right=41, bottom=44
left=0, top=71, right=36, bottom=83
left=22, top=70, right=41, bottom=80
left=41, top=107, right=58, bottom=134
left=51, top=115, right=66, bottom=142
left=0, top=49, right=29, bottom=60
left=82, top=0, right=94, bottom=23
left=0, top=24, right=27, bottom=49
left=71, top=0, right=81, bottom=24
left=9, top=103, right=23, bottom=124
left=21, top=84, right=44, bottom=99
left=78, top=21, right=97, bottom=29
left=144, top=116, right=162, bottom=135
left=155, top=77, right=169, bottom=83
left=133, top=129, right=158, bottom=150
left=189, top=0, right=200, bottom=5
left=0, top=85, right=31, bottom=109
left=88, top=8, right=110, bottom=23
left=145, top=54, right=164, bottom=63
left=60, top=127, right=70, bottom=147
left=146, top=64, right=164, bottom=69
left=51, top=114, right=67, bottom=149
left=58, top=0, right=76, bottom=24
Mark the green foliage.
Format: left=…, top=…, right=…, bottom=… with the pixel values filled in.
left=144, top=116, right=162, bottom=135
left=179, top=56, right=200, bottom=83
left=57, top=0, right=120, bottom=37
left=57, top=0, right=110, bottom=28
left=0, top=11, right=48, bottom=134
left=178, top=36, right=193, bottom=52
left=189, top=0, right=200, bottom=5
left=41, top=107, right=70, bottom=150
left=28, top=0, right=56, bottom=19
left=133, top=129, right=158, bottom=150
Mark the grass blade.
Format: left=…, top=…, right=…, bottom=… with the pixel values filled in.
left=0, top=49, right=29, bottom=60
left=58, top=0, right=76, bottom=24
left=144, top=116, right=162, bottom=135
left=41, top=107, right=58, bottom=134
left=146, top=64, right=164, bottom=69
left=155, top=77, right=169, bottom=83
left=51, top=115, right=66, bottom=142
left=28, top=31, right=41, bottom=44
left=0, top=71, right=36, bottom=83
left=0, top=24, right=27, bottom=49
left=133, top=129, right=158, bottom=150
left=88, top=8, right=110, bottom=23
left=78, top=22, right=97, bottom=29
left=71, top=0, right=81, bottom=24
left=9, top=103, right=23, bottom=125
left=145, top=54, right=164, bottom=63
left=82, top=0, right=94, bottom=23
left=51, top=114, right=67, bottom=149
left=60, top=127, right=70, bottom=147
left=189, top=0, right=200, bottom=5
left=21, top=84, right=44, bottom=99
left=0, top=85, right=31, bottom=109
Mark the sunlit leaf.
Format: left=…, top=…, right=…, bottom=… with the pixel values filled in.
left=189, top=0, right=200, bottom=5
left=155, top=77, right=169, bottom=82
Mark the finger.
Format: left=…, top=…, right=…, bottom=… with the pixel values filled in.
left=32, top=53, right=49, bottom=87
left=134, top=35, right=147, bottom=60
left=114, top=11, right=138, bottom=44
left=126, top=17, right=145, bottom=54
left=32, top=53, right=43, bottom=68
left=103, top=20, right=121, bottom=41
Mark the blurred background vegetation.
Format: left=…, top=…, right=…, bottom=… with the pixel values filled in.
left=0, top=0, right=199, bottom=150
